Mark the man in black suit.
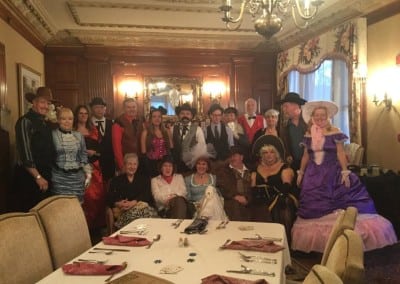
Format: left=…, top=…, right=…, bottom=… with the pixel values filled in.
left=90, top=97, right=115, bottom=182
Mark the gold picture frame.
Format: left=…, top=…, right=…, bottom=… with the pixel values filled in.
left=17, top=63, right=41, bottom=115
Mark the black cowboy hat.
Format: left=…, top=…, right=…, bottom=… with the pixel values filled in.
left=89, top=97, right=107, bottom=107
left=150, top=106, right=167, bottom=115
left=277, top=92, right=307, bottom=105
left=252, top=135, right=285, bottom=160
left=25, top=87, right=56, bottom=103
left=175, top=103, right=196, bottom=116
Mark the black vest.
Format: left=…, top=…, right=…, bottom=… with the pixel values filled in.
left=206, top=123, right=230, bottom=160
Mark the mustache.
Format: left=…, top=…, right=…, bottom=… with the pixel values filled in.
left=180, top=117, right=190, bottom=123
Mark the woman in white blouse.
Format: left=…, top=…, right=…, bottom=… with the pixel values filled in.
left=151, top=156, right=193, bottom=218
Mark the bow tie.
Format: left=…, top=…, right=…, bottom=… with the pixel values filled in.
left=247, top=116, right=256, bottom=120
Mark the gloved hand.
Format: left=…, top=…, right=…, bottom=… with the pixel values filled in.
left=341, top=170, right=351, bottom=188
left=84, top=174, right=92, bottom=188
left=296, top=170, right=304, bottom=187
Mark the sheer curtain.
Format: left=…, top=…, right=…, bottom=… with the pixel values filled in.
left=288, top=59, right=349, bottom=137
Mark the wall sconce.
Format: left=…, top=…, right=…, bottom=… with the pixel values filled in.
left=119, top=80, right=143, bottom=100
left=373, top=93, right=392, bottom=110
left=203, top=81, right=225, bottom=104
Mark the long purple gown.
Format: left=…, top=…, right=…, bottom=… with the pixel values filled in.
left=298, top=132, right=376, bottom=219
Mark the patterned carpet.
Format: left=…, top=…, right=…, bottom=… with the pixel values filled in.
left=288, top=242, right=400, bottom=284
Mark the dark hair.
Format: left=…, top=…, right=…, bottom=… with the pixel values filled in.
left=122, top=97, right=137, bottom=106
left=194, top=156, right=211, bottom=173
left=224, top=107, right=238, bottom=116
left=73, top=105, right=93, bottom=130
left=158, top=155, right=176, bottom=175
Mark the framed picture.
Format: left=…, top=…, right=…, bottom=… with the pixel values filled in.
left=17, top=63, right=41, bottom=115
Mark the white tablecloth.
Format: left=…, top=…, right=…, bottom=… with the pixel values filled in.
left=38, top=218, right=290, bottom=284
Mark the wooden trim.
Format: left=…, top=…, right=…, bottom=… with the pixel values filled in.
left=367, top=2, right=400, bottom=26
left=0, top=2, right=44, bottom=52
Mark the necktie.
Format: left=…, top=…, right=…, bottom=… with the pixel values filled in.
left=181, top=125, right=188, bottom=140
left=96, top=120, right=104, bottom=136
left=214, top=125, right=219, bottom=140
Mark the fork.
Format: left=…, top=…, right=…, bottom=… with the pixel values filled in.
left=238, top=252, right=277, bottom=264
left=77, top=258, right=108, bottom=264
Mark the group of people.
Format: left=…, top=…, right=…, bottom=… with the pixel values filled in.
left=11, top=86, right=397, bottom=251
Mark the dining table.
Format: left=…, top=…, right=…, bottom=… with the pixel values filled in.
left=37, top=218, right=291, bottom=284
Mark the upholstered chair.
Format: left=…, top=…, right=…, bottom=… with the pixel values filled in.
left=321, top=207, right=358, bottom=265
left=0, top=212, right=53, bottom=284
left=324, top=229, right=365, bottom=284
left=303, top=264, right=343, bottom=284
left=30, top=195, right=92, bottom=269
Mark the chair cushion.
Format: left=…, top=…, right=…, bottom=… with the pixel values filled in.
left=303, top=265, right=343, bottom=284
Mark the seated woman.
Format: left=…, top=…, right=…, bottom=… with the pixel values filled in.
left=151, top=155, right=193, bottom=219
left=250, top=135, right=298, bottom=240
left=184, top=156, right=227, bottom=220
left=292, top=100, right=397, bottom=252
left=107, top=153, right=158, bottom=229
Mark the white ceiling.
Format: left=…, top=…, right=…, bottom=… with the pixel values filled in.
left=3, top=0, right=399, bottom=51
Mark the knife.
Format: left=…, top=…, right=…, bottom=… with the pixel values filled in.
left=226, top=265, right=275, bottom=277
left=93, top=248, right=131, bottom=252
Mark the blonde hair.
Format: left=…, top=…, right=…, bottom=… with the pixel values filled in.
left=123, top=153, right=139, bottom=164
left=263, top=108, right=279, bottom=117
left=307, top=106, right=332, bottom=132
left=259, top=145, right=282, bottom=162
left=56, top=107, right=73, bottom=119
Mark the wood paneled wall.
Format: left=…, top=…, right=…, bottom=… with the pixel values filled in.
left=45, top=46, right=276, bottom=118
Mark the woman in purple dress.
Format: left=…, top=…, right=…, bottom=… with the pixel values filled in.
left=292, top=101, right=397, bottom=252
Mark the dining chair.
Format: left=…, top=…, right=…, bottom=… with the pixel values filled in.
left=344, top=143, right=364, bottom=166
left=303, top=264, right=343, bottom=284
left=324, top=229, right=365, bottom=284
left=320, top=207, right=358, bottom=265
left=30, top=195, right=92, bottom=269
left=0, top=212, right=53, bottom=284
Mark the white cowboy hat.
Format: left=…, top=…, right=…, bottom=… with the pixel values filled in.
left=302, top=101, right=338, bottom=123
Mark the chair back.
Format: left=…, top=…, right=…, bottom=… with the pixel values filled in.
left=30, top=195, right=92, bottom=268
left=321, top=207, right=358, bottom=265
left=325, top=229, right=365, bottom=284
left=0, top=212, right=53, bottom=284
left=303, top=264, right=343, bottom=284
left=344, top=143, right=364, bottom=166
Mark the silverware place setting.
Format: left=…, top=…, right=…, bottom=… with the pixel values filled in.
left=171, top=219, right=184, bottom=229
left=216, top=220, right=229, bottom=229
left=238, top=252, right=277, bottom=264
left=76, top=258, right=108, bottom=264
left=93, top=248, right=131, bottom=252
left=119, top=229, right=148, bottom=235
left=243, top=233, right=282, bottom=242
left=226, top=264, right=276, bottom=277
left=89, top=250, right=113, bottom=255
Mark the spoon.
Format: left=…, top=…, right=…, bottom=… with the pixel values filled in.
left=219, top=239, right=231, bottom=249
left=146, top=234, right=161, bottom=249
left=89, top=250, right=113, bottom=255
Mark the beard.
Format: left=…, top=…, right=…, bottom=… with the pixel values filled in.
left=180, top=117, right=190, bottom=124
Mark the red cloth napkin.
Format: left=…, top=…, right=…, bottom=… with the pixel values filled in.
left=221, top=240, right=284, bottom=253
left=102, top=235, right=151, bottom=247
left=201, top=274, right=268, bottom=284
left=62, top=262, right=127, bottom=275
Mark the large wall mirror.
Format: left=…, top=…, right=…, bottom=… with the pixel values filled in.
left=144, top=76, right=203, bottom=119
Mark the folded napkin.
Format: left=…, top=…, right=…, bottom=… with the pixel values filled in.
left=221, top=240, right=284, bottom=253
left=201, top=274, right=268, bottom=284
left=102, top=235, right=151, bottom=247
left=62, top=262, right=127, bottom=275
left=109, top=270, right=174, bottom=284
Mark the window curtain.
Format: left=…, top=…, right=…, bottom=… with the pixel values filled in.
left=276, top=18, right=367, bottom=143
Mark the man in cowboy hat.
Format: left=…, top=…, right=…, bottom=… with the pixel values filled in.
left=89, top=97, right=115, bottom=182
left=172, top=103, right=206, bottom=173
left=12, top=87, right=56, bottom=211
left=278, top=92, right=308, bottom=171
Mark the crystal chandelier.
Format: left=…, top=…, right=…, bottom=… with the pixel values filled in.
left=220, top=0, right=324, bottom=39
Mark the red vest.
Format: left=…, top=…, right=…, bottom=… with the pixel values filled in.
left=238, top=114, right=264, bottom=143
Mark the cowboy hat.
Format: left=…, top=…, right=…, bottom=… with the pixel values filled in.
left=302, top=100, right=338, bottom=123
left=89, top=97, right=107, bottom=107
left=252, top=135, right=285, bottom=160
left=277, top=92, right=307, bottom=105
left=25, top=87, right=55, bottom=103
left=175, top=103, right=196, bottom=116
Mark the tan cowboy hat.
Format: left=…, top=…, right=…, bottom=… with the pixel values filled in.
left=25, top=87, right=55, bottom=103
left=302, top=100, right=338, bottom=123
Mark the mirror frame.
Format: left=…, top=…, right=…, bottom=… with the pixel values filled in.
left=143, top=76, right=203, bottom=121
